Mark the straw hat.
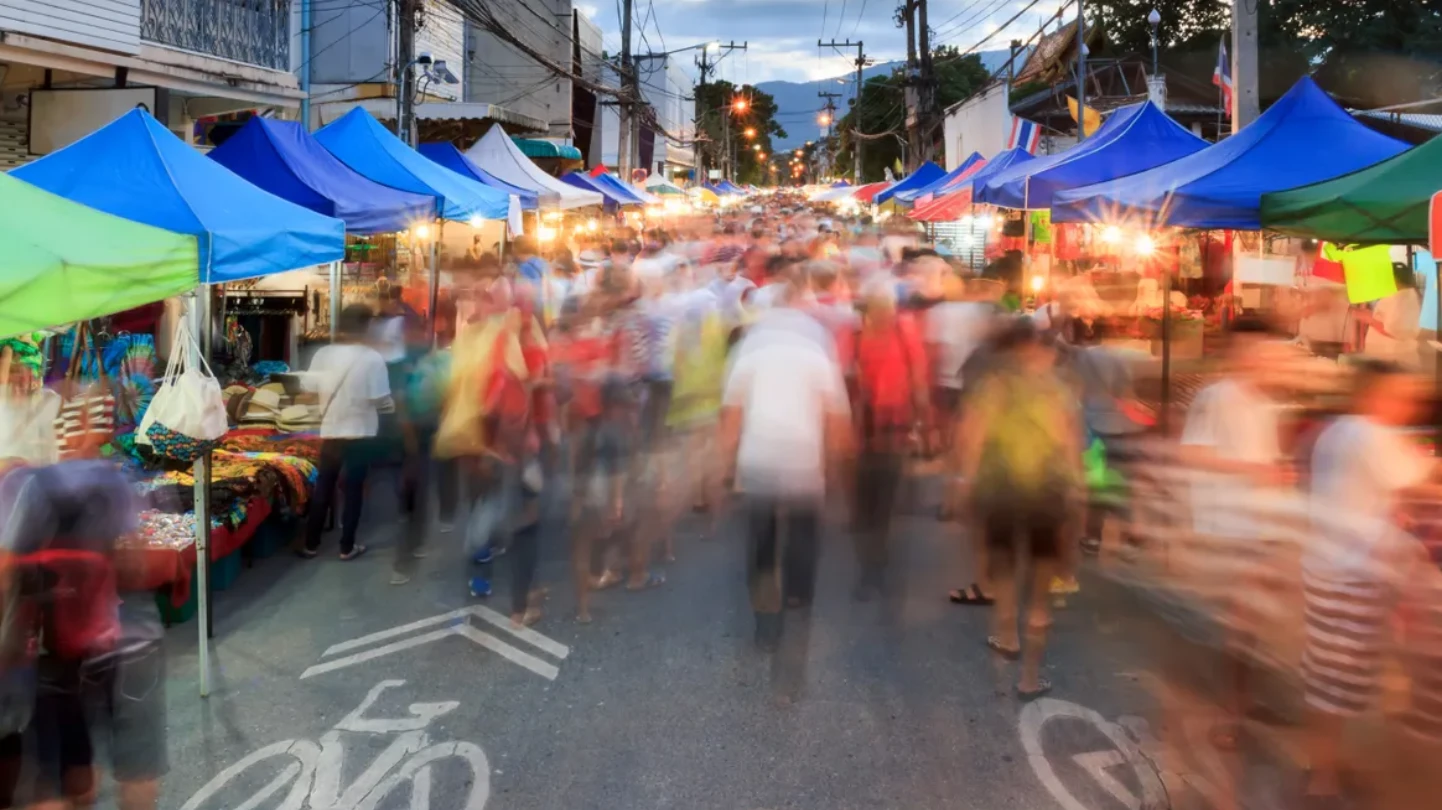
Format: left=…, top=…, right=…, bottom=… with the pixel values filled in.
left=240, top=388, right=283, bottom=426
left=277, top=404, right=321, bottom=432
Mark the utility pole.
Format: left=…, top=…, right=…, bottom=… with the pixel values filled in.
left=1231, top=0, right=1259, bottom=132
left=916, top=0, right=936, bottom=164
left=818, top=90, right=840, bottom=178
left=1008, top=38, right=1021, bottom=105
left=820, top=39, right=866, bottom=182
left=1074, top=0, right=1087, bottom=142
left=693, top=41, right=746, bottom=183
left=898, top=1, right=920, bottom=171
left=617, top=0, right=635, bottom=178
left=395, top=0, right=417, bottom=144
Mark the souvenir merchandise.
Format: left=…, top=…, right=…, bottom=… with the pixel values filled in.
left=139, top=313, right=227, bottom=461
left=53, top=323, right=116, bottom=459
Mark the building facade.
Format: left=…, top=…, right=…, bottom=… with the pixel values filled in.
left=0, top=0, right=306, bottom=166
left=941, top=82, right=1010, bottom=171
left=590, top=54, right=694, bottom=181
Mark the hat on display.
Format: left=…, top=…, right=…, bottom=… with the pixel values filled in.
left=277, top=404, right=321, bottom=433
left=240, top=388, right=284, bottom=426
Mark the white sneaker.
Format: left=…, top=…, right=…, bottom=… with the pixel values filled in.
left=390, top=572, right=412, bottom=585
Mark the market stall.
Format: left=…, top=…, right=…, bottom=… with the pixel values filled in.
left=417, top=142, right=541, bottom=210
left=464, top=125, right=604, bottom=210
left=892, top=152, right=985, bottom=206
left=874, top=161, right=946, bottom=206
left=563, top=170, right=645, bottom=207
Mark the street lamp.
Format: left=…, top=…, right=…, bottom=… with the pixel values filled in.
left=757, top=152, right=767, bottom=160
left=752, top=144, right=761, bottom=151
left=732, top=97, right=749, bottom=113
left=818, top=113, right=832, bottom=126
left=743, top=127, right=756, bottom=138
left=1147, top=9, right=1161, bottom=76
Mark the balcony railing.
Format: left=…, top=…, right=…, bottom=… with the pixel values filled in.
left=141, top=0, right=291, bottom=71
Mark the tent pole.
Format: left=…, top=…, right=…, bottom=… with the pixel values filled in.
left=1160, top=247, right=1172, bottom=436
left=193, top=287, right=213, bottom=698
left=429, top=220, right=441, bottom=347
left=329, top=260, right=341, bottom=341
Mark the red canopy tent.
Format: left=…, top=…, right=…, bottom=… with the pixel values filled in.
left=853, top=181, right=892, bottom=204
left=911, top=187, right=975, bottom=222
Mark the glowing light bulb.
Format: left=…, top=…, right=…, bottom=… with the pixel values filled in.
left=468, top=216, right=484, bottom=229
left=586, top=219, right=598, bottom=232
left=1101, top=225, right=1122, bottom=244
left=412, top=223, right=431, bottom=240
left=1030, top=275, right=1045, bottom=292
left=1135, top=234, right=1156, bottom=256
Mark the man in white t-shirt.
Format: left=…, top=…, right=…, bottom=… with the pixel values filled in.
left=301, top=304, right=393, bottom=561
left=721, top=271, right=851, bottom=651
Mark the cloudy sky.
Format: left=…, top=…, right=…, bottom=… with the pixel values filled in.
left=577, top=0, right=1068, bottom=84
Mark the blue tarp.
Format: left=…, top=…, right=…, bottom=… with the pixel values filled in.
left=962, top=148, right=1037, bottom=193
left=562, top=172, right=639, bottom=206
left=12, top=109, right=344, bottom=283
left=1051, top=78, right=1410, bottom=228
left=315, top=108, right=510, bottom=222
left=591, top=173, right=650, bottom=205
left=977, top=101, right=1207, bottom=210
left=830, top=180, right=851, bottom=188
left=209, top=117, right=434, bottom=235
left=875, top=161, right=946, bottom=205
left=417, top=142, right=539, bottom=210
left=894, top=152, right=985, bottom=204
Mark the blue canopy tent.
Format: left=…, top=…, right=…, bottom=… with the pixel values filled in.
left=1051, top=78, right=1409, bottom=228
left=315, top=108, right=511, bottom=222
left=592, top=172, right=652, bottom=205
left=874, top=161, right=946, bottom=205
left=716, top=180, right=748, bottom=196
left=13, top=108, right=344, bottom=282
left=417, top=142, right=540, bottom=210
left=563, top=171, right=640, bottom=206
left=830, top=180, right=851, bottom=188
left=893, top=152, right=985, bottom=204
left=704, top=182, right=740, bottom=197
left=208, top=117, right=434, bottom=235
left=960, top=148, right=1036, bottom=193
left=977, top=101, right=1207, bottom=211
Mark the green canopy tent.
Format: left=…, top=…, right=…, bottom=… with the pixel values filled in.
left=1260, top=138, right=1438, bottom=244
left=0, top=173, right=200, bottom=339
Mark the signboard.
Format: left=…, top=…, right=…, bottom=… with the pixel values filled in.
left=1431, top=190, right=1442, bottom=257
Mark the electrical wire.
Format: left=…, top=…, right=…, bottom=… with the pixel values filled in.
left=934, top=0, right=1050, bottom=65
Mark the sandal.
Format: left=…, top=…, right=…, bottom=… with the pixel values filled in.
left=339, top=545, right=369, bottom=561
left=1017, top=679, right=1053, bottom=701
left=511, top=608, right=543, bottom=627
left=949, top=584, right=994, bottom=605
left=625, top=572, right=666, bottom=592
left=592, top=570, right=623, bottom=591
left=987, top=636, right=1021, bottom=660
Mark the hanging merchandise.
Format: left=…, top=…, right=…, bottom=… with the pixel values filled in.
left=138, top=307, right=227, bottom=462
left=0, top=388, right=60, bottom=465
left=53, top=322, right=116, bottom=459
left=1325, top=243, right=1397, bottom=304
left=1029, top=211, right=1052, bottom=246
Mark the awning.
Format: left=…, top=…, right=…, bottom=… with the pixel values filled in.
left=893, top=153, right=985, bottom=204
left=644, top=175, right=687, bottom=196
left=910, top=187, right=976, bottom=222
left=875, top=162, right=946, bottom=205
left=562, top=171, right=643, bottom=206
left=592, top=172, right=660, bottom=204
left=1052, top=78, right=1409, bottom=229
left=854, top=181, right=893, bottom=204
left=1260, top=132, right=1440, bottom=244
left=13, top=108, right=344, bottom=283
left=512, top=138, right=583, bottom=161
left=209, top=117, right=435, bottom=234
left=976, top=101, right=1207, bottom=211
left=314, top=108, right=511, bottom=222
left=314, top=98, right=548, bottom=134
left=0, top=172, right=199, bottom=338
left=464, top=125, right=603, bottom=210
left=417, top=142, right=540, bottom=210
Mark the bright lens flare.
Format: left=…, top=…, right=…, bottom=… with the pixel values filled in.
left=412, top=223, right=431, bottom=240
left=1101, top=225, right=1122, bottom=244
left=1135, top=234, right=1157, bottom=256
left=1030, top=275, right=1045, bottom=292
left=538, top=225, right=558, bottom=242
left=586, top=219, right=598, bottom=232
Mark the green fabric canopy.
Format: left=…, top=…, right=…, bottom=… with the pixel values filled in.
left=1260, top=137, right=1437, bottom=244
left=0, top=173, right=200, bottom=339
left=510, top=137, right=583, bottom=161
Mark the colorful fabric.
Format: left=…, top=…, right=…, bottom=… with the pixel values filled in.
left=145, top=422, right=218, bottom=463
left=1, top=337, right=44, bottom=393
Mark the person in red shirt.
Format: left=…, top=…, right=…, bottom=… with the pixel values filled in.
left=852, top=277, right=929, bottom=600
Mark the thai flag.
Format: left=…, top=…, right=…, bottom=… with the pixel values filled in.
left=1213, top=40, right=1234, bottom=115
left=1007, top=117, right=1041, bottom=154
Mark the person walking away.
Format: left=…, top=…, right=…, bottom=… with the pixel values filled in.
left=926, top=275, right=994, bottom=522
left=721, top=271, right=852, bottom=650
left=1301, top=360, right=1438, bottom=808
left=300, top=304, right=392, bottom=560
left=851, top=277, right=929, bottom=600
left=957, top=320, right=1081, bottom=698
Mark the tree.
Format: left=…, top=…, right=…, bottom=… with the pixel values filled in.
left=693, top=81, right=788, bottom=185
left=834, top=48, right=993, bottom=182
left=1267, top=0, right=1442, bottom=107
left=1086, top=0, right=1231, bottom=56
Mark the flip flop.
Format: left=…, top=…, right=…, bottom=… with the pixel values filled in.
left=625, top=572, right=666, bottom=592
left=1017, top=679, right=1053, bottom=701
left=987, top=636, right=1021, bottom=660
left=949, top=584, right=994, bottom=605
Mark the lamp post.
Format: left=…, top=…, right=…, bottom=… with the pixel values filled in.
left=1148, top=8, right=1161, bottom=76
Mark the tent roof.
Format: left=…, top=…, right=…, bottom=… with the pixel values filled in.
left=854, top=181, right=893, bottom=204
left=416, top=142, right=539, bottom=210
left=0, top=173, right=200, bottom=338
left=875, top=162, right=946, bottom=205
left=562, top=171, right=641, bottom=206
left=643, top=175, right=686, bottom=195
left=465, top=125, right=602, bottom=210
left=715, top=180, right=747, bottom=195
left=12, top=109, right=344, bottom=283
left=1260, top=135, right=1442, bottom=244
left=910, top=186, right=977, bottom=222
left=977, top=101, right=1207, bottom=210
left=811, top=184, right=856, bottom=202
left=830, top=180, right=851, bottom=188
left=209, top=118, right=435, bottom=235
left=894, top=153, right=985, bottom=204
left=962, top=147, right=1036, bottom=193
left=315, top=108, right=509, bottom=222
left=592, top=172, right=656, bottom=205
left=1052, top=78, right=1410, bottom=229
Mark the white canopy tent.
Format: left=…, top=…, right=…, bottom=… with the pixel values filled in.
left=465, top=125, right=603, bottom=210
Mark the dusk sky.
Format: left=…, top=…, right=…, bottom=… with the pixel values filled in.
left=579, top=0, right=1069, bottom=84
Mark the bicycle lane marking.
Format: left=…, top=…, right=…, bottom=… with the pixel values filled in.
left=1018, top=698, right=1169, bottom=810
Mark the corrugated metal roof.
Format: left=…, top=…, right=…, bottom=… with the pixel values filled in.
left=1352, top=109, right=1442, bottom=133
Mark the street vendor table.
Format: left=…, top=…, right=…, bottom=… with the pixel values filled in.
left=123, top=495, right=273, bottom=607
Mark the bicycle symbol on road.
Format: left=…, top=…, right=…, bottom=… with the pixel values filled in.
left=181, top=679, right=489, bottom=810
left=1019, top=698, right=1169, bottom=810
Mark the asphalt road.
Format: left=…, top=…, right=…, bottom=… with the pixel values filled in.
left=149, top=478, right=1209, bottom=810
